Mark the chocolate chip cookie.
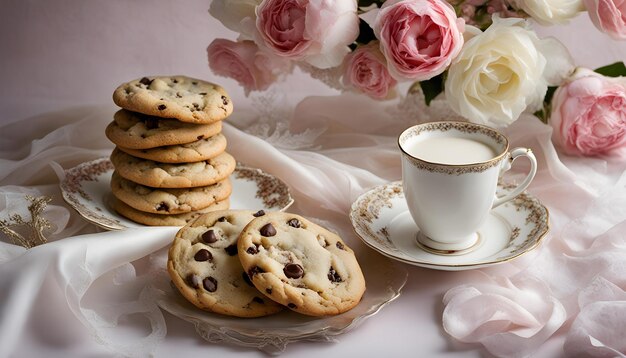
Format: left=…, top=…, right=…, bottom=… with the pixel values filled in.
left=110, top=171, right=232, bottom=214
left=112, top=76, right=233, bottom=124
left=238, top=212, right=366, bottom=316
left=112, top=197, right=229, bottom=226
left=168, top=210, right=284, bottom=317
left=117, top=133, right=227, bottom=163
left=110, top=148, right=236, bottom=188
left=105, top=109, right=223, bottom=150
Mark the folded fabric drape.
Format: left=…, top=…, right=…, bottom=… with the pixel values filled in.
left=0, top=94, right=624, bottom=356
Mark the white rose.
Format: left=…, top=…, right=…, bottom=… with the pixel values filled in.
left=512, top=0, right=584, bottom=25
left=444, top=16, right=574, bottom=127
left=209, top=0, right=262, bottom=40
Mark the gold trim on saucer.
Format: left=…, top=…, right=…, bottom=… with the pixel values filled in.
left=349, top=181, right=550, bottom=270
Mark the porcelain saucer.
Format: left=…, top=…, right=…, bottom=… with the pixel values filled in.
left=60, top=158, right=294, bottom=230
left=349, top=181, right=549, bottom=271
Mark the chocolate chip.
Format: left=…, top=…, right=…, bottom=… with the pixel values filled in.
left=176, top=92, right=183, bottom=98
left=192, top=81, right=198, bottom=85
left=284, top=263, right=304, bottom=279
left=246, top=246, right=258, bottom=255
left=242, top=272, right=254, bottom=287
left=197, top=135, right=204, bottom=140
left=172, top=78, right=178, bottom=83
left=221, top=95, right=229, bottom=105
left=140, top=134, right=147, bottom=138
left=336, top=241, right=345, bottom=250
left=217, top=216, right=227, bottom=222
left=194, top=249, right=212, bottom=262
left=224, top=244, right=237, bottom=256
left=202, top=277, right=217, bottom=292
left=187, top=274, right=201, bottom=289
left=265, top=288, right=273, bottom=295
left=155, top=202, right=169, bottom=212
left=251, top=297, right=264, bottom=304
left=288, top=303, right=296, bottom=309
left=328, top=267, right=342, bottom=283
left=248, top=266, right=264, bottom=277
left=287, top=218, right=300, bottom=228
left=260, top=223, right=276, bottom=237
left=202, top=229, right=217, bottom=243
left=139, top=77, right=152, bottom=86
left=199, top=92, right=207, bottom=95
left=253, top=210, right=265, bottom=217
left=157, top=104, right=167, bottom=111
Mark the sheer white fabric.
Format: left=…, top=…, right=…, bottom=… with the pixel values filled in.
left=0, top=91, right=625, bottom=357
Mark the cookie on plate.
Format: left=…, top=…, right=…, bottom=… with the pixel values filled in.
left=110, top=148, right=236, bottom=188
left=112, top=198, right=229, bottom=226
left=105, top=110, right=223, bottom=150
left=112, top=76, right=233, bottom=124
left=117, top=133, right=227, bottom=163
left=168, top=210, right=284, bottom=317
left=238, top=212, right=366, bottom=316
left=110, top=171, right=232, bottom=214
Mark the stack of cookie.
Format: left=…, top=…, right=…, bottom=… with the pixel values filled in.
left=168, top=210, right=366, bottom=318
left=106, top=76, right=236, bottom=226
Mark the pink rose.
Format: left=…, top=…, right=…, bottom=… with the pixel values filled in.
left=342, top=42, right=397, bottom=100
left=207, top=39, right=291, bottom=95
left=551, top=68, right=626, bottom=156
left=255, top=0, right=359, bottom=69
left=585, top=0, right=626, bottom=40
left=373, top=0, right=465, bottom=81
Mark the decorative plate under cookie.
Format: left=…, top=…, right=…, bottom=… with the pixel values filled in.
left=60, top=157, right=294, bottom=230
left=146, top=251, right=407, bottom=355
left=350, top=181, right=549, bottom=271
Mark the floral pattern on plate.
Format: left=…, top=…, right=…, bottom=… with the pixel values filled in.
left=60, top=158, right=294, bottom=230
left=350, top=181, right=549, bottom=271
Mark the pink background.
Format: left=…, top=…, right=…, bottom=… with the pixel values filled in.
left=1, top=0, right=625, bottom=123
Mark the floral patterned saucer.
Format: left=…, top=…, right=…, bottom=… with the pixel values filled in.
left=60, top=158, right=294, bottom=230
left=350, top=181, right=549, bottom=271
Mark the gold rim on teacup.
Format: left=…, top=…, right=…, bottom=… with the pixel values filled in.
left=398, top=121, right=510, bottom=173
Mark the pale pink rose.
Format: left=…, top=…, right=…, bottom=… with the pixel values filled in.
left=585, top=0, right=626, bottom=40
left=342, top=43, right=397, bottom=100
left=551, top=68, right=626, bottom=156
left=373, top=0, right=465, bottom=81
left=255, top=0, right=359, bottom=69
left=207, top=39, right=291, bottom=95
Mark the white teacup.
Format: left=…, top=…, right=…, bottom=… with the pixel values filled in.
left=398, top=121, right=537, bottom=253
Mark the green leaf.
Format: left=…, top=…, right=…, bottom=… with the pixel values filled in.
left=358, top=0, right=384, bottom=8
left=544, top=86, right=558, bottom=106
left=534, top=86, right=558, bottom=124
left=355, top=19, right=376, bottom=45
left=419, top=73, right=445, bottom=106
left=594, top=62, right=626, bottom=77
left=533, top=109, right=548, bottom=124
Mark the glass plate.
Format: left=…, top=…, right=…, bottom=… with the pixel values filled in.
left=147, top=253, right=407, bottom=355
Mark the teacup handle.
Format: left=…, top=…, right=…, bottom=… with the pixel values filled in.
left=492, top=147, right=537, bottom=209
